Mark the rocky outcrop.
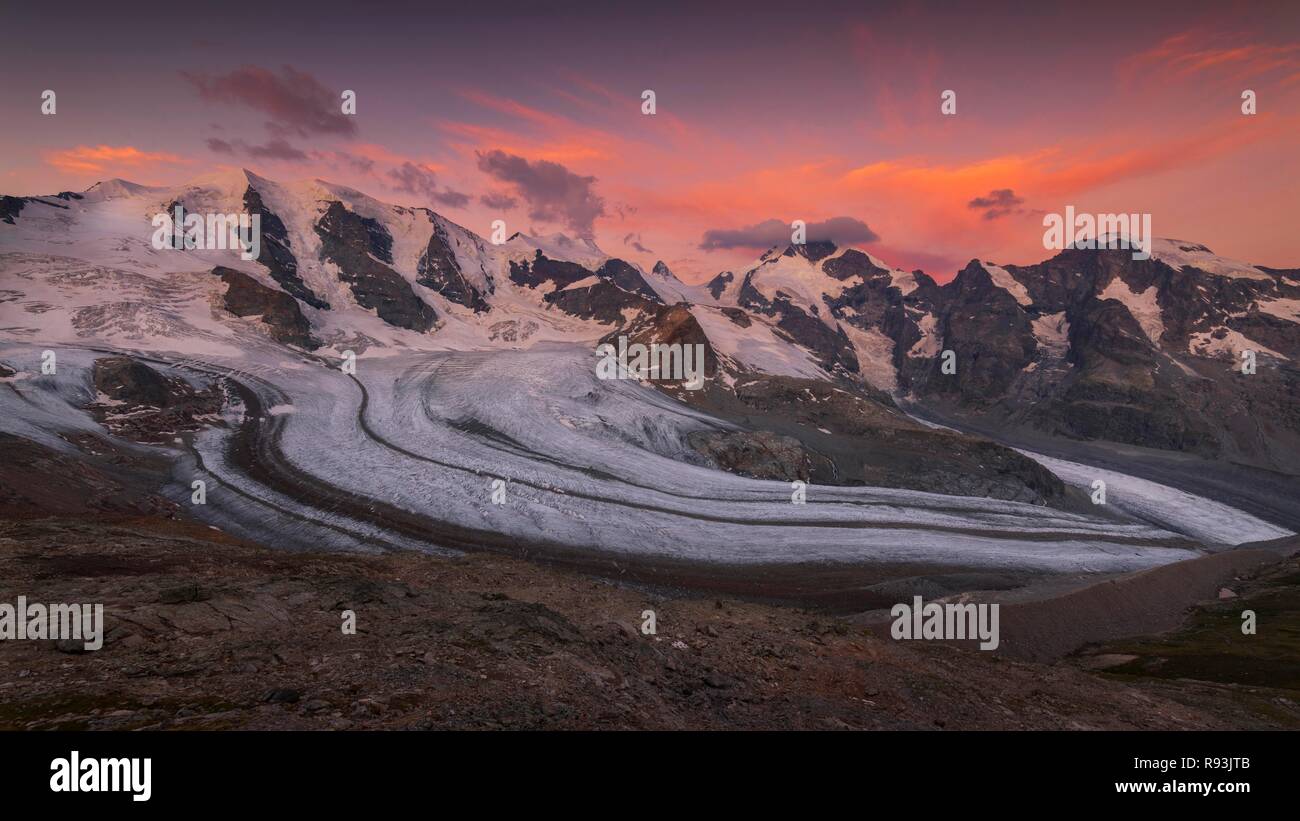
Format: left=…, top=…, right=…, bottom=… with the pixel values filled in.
left=688, top=430, right=816, bottom=481
left=705, top=271, right=734, bottom=299
left=595, top=258, right=662, bottom=301
left=822, top=248, right=887, bottom=281
left=89, top=357, right=224, bottom=443
left=738, top=271, right=860, bottom=376
left=242, top=186, right=328, bottom=309
left=416, top=220, right=490, bottom=312
left=598, top=303, right=720, bottom=387
left=514, top=252, right=667, bottom=326
left=0, top=192, right=79, bottom=225
left=678, top=373, right=1071, bottom=505
left=926, top=261, right=1038, bottom=405
left=895, top=247, right=1300, bottom=472
left=784, top=240, right=839, bottom=263
left=508, top=251, right=592, bottom=291
left=1, top=196, right=26, bottom=225
left=214, top=266, right=320, bottom=349
left=546, top=278, right=659, bottom=325
left=93, top=356, right=172, bottom=407
left=315, top=201, right=437, bottom=332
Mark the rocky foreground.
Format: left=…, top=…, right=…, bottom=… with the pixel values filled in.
left=1, top=513, right=1296, bottom=731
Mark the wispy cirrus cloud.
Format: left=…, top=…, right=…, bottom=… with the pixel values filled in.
left=1120, top=29, right=1300, bottom=87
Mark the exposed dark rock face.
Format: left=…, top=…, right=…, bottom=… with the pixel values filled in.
left=599, top=303, right=720, bottom=385
left=315, top=201, right=437, bottom=332
left=688, top=430, right=816, bottom=481
left=595, top=258, right=662, bottom=302
left=214, top=266, right=320, bottom=350
left=242, top=186, right=328, bottom=310
left=926, top=261, right=1038, bottom=405
left=546, top=278, right=659, bottom=325
left=783, top=240, right=838, bottom=263
left=0, top=362, right=13, bottom=378
left=883, top=247, right=1300, bottom=473
left=822, top=248, right=887, bottom=281
left=515, top=252, right=665, bottom=326
left=508, top=251, right=592, bottom=291
left=651, top=260, right=679, bottom=285
left=720, top=307, right=751, bottom=328
left=824, top=260, right=906, bottom=330
left=705, top=271, right=734, bottom=299
left=1, top=196, right=27, bottom=224
left=360, top=215, right=394, bottom=264
left=416, top=220, right=490, bottom=312
left=93, top=357, right=172, bottom=407
left=0, top=193, right=77, bottom=224
left=738, top=271, right=859, bottom=376
left=677, top=373, right=1071, bottom=505
left=89, top=357, right=224, bottom=443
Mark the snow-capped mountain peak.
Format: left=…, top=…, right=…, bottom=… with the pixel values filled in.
left=502, top=231, right=607, bottom=269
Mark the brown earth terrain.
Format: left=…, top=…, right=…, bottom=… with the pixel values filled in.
left=1, top=513, right=1297, bottom=731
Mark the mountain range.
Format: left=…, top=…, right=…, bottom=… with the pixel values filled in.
left=2, top=168, right=1297, bottom=560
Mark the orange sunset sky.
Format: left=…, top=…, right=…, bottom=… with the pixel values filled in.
left=3, top=0, right=1299, bottom=282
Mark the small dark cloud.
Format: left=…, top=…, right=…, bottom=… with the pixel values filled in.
left=700, top=216, right=879, bottom=251
left=318, top=150, right=375, bottom=175
left=432, top=189, right=471, bottom=208
left=623, top=232, right=653, bottom=254
left=205, top=136, right=307, bottom=161
left=480, top=191, right=519, bottom=210
left=967, top=188, right=1025, bottom=220
left=184, top=65, right=357, bottom=138
left=476, top=149, right=606, bottom=238
left=387, top=161, right=469, bottom=209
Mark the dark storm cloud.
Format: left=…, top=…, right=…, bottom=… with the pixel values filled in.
left=184, top=65, right=358, bottom=138
left=320, top=151, right=376, bottom=175
left=479, top=191, right=519, bottom=210
left=387, top=162, right=470, bottom=208
left=967, top=189, right=1025, bottom=220
left=205, top=137, right=308, bottom=161
left=475, top=149, right=606, bottom=238
left=699, top=216, right=880, bottom=250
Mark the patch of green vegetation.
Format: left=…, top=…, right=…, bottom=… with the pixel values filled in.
left=1092, top=560, right=1300, bottom=694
